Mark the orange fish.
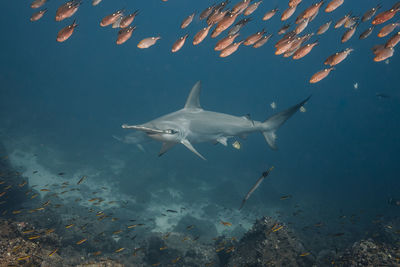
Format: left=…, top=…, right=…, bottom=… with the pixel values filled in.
left=232, top=0, right=251, bottom=14
left=324, top=48, right=353, bottom=66
left=334, top=13, right=351, bottom=28
left=171, top=34, right=188, bottom=53
left=310, top=68, right=334, bottom=83
left=120, top=10, right=139, bottom=28
left=302, top=1, right=324, bottom=19
left=181, top=12, right=195, bottom=29
left=378, top=23, right=399, bottom=38
left=200, top=5, right=215, bottom=20
left=289, top=0, right=302, bottom=7
left=275, top=31, right=296, bottom=47
left=386, top=31, right=400, bottom=48
left=55, top=0, right=81, bottom=22
left=114, top=247, right=125, bottom=253
left=193, top=25, right=213, bottom=45
left=30, top=9, right=47, bottom=21
left=219, top=41, right=243, bottom=57
left=317, top=21, right=331, bottom=34
left=300, top=252, right=311, bottom=257
left=31, top=0, right=47, bottom=9
left=137, top=37, right=161, bottom=49
left=76, top=238, right=87, bottom=245
left=214, top=0, right=229, bottom=12
left=100, top=9, right=124, bottom=27
left=309, top=8, right=320, bottom=23
left=359, top=26, right=374, bottom=40
left=213, top=13, right=240, bottom=38
left=220, top=220, right=232, bottom=226
left=244, top=29, right=265, bottom=45
left=344, top=16, right=358, bottom=28
left=295, top=11, right=308, bottom=25
left=215, top=246, right=225, bottom=252
left=362, top=4, right=382, bottom=22
left=215, top=33, right=240, bottom=51
left=281, top=6, right=296, bottom=21
left=372, top=8, right=400, bottom=25
left=56, top=20, right=78, bottom=42
left=374, top=47, right=394, bottom=62
left=116, top=26, right=136, bottom=45
left=325, top=0, right=344, bottom=13
left=341, top=24, right=358, bottom=43
left=207, top=10, right=228, bottom=26
left=243, top=1, right=262, bottom=16
left=293, top=41, right=318, bottom=59
left=253, top=34, right=272, bottom=48
left=275, top=40, right=295, bottom=55
left=283, top=34, right=312, bottom=56
left=262, top=8, right=278, bottom=21
left=295, top=18, right=309, bottom=34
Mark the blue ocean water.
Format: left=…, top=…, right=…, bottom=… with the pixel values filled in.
left=0, top=0, right=399, bottom=264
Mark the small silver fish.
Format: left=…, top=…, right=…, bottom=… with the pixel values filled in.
left=239, top=166, right=274, bottom=210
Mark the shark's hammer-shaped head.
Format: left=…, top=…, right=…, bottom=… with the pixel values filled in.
left=121, top=122, right=183, bottom=143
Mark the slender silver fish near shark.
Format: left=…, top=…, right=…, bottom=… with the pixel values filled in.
left=122, top=81, right=310, bottom=160
left=239, top=166, right=274, bottom=210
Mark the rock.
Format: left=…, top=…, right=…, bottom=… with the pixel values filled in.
left=226, top=216, right=315, bottom=266
left=337, top=238, right=400, bottom=266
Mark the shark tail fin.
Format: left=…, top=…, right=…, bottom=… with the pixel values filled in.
left=261, top=96, right=311, bottom=150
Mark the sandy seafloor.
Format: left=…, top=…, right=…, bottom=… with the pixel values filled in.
left=1, top=130, right=399, bottom=266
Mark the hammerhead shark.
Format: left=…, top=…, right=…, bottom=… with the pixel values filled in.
left=122, top=81, right=310, bottom=160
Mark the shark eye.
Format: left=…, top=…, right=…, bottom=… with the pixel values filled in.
left=165, top=129, right=177, bottom=134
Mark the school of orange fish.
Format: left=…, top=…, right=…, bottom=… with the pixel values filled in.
left=29, top=0, right=400, bottom=84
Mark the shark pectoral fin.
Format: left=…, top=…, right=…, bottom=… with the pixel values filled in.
left=181, top=139, right=206, bottom=160
left=159, top=142, right=176, bottom=157
left=262, top=131, right=278, bottom=150
left=216, top=137, right=228, bottom=146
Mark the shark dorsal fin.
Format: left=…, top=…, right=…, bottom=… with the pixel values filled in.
left=184, top=81, right=202, bottom=110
